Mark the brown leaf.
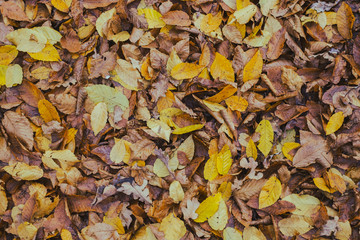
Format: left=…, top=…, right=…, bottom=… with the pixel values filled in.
left=2, top=111, right=34, bottom=151
left=0, top=1, right=30, bottom=21
left=162, top=11, right=191, bottom=27
left=336, top=2, right=355, bottom=39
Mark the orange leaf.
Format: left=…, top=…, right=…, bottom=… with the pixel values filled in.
left=38, top=99, right=60, bottom=123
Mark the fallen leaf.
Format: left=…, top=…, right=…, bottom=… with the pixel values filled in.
left=159, top=213, right=186, bottom=240
left=110, top=138, right=132, bottom=164
left=259, top=175, right=282, bottom=209
left=223, top=227, right=243, bottom=240
left=38, top=99, right=60, bottom=123
left=246, top=139, right=258, bottom=160
left=336, top=2, right=355, bottom=39
left=325, top=111, right=344, bottom=135
left=208, top=197, right=228, bottom=230
left=216, top=144, right=233, bottom=175
left=138, top=8, right=166, bottom=29
left=225, top=96, right=248, bottom=112
left=91, top=102, right=108, bottom=135
left=210, top=52, right=235, bottom=82
left=243, top=226, right=266, bottom=240
left=51, top=0, right=72, bottom=13
left=147, top=119, right=172, bottom=142
left=162, top=11, right=191, bottom=27
left=243, top=50, right=263, bottom=82
left=278, top=215, right=313, bottom=236
left=282, top=142, right=300, bottom=161
left=233, top=4, right=258, bottom=25
left=171, top=63, right=204, bottom=80
left=169, top=181, right=184, bottom=203
left=4, top=162, right=43, bottom=181
left=194, top=192, right=222, bottom=222
left=85, top=85, right=129, bottom=112
left=255, top=119, right=274, bottom=157
left=0, top=45, right=18, bottom=65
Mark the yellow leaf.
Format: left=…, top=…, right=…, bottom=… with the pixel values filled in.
left=243, top=50, right=263, bottom=82
left=91, top=102, right=108, bottom=135
left=255, top=119, right=274, bottom=157
left=29, top=44, right=60, bottom=61
left=217, top=144, right=232, bottom=175
left=42, top=150, right=79, bottom=171
left=0, top=45, right=18, bottom=65
left=202, top=99, right=226, bottom=112
left=335, top=221, right=352, bottom=240
left=172, top=124, right=204, bottom=135
left=147, top=118, right=172, bottom=142
left=103, top=216, right=125, bottom=235
left=96, top=8, right=116, bottom=37
left=336, top=2, right=355, bottom=39
left=325, top=111, right=344, bottom=135
left=32, top=27, right=62, bottom=45
left=132, top=226, right=157, bottom=240
left=51, top=0, right=72, bottom=12
left=61, top=229, right=73, bottom=240
left=114, top=59, right=141, bottom=91
left=236, top=0, right=251, bottom=10
left=325, top=12, right=337, bottom=25
left=282, top=142, right=300, bottom=161
left=109, top=31, right=130, bottom=43
left=223, top=227, right=243, bottom=240
left=313, top=177, right=335, bottom=193
left=157, top=91, right=175, bottom=112
left=171, top=62, right=204, bottom=80
left=6, top=28, right=47, bottom=53
left=0, top=185, right=7, bottom=215
left=159, top=213, right=187, bottom=240
left=0, top=65, right=6, bottom=85
left=243, top=226, right=266, bottom=240
left=153, top=158, right=170, bottom=177
left=31, top=66, right=52, bottom=80
left=110, top=138, right=132, bottom=164
left=210, top=52, right=235, bottom=82
left=233, top=4, right=257, bottom=25
left=200, top=12, right=223, bottom=34
left=259, top=175, right=281, bottom=208
left=204, top=154, right=218, bottom=181
left=166, top=50, right=183, bottom=75
left=3, top=162, right=43, bottom=181
left=208, top=198, right=228, bottom=230
left=278, top=215, right=313, bottom=237
left=138, top=8, right=166, bottom=29
left=218, top=182, right=232, bottom=201
left=194, top=192, right=222, bottom=222
left=206, top=85, right=237, bottom=103
left=38, top=99, right=60, bottom=123
left=225, top=96, right=248, bottom=112
left=246, top=138, right=257, bottom=160
left=3, top=64, right=23, bottom=87
left=169, top=181, right=184, bottom=203
left=18, top=222, right=38, bottom=240
left=327, top=168, right=346, bottom=193
left=282, top=194, right=320, bottom=217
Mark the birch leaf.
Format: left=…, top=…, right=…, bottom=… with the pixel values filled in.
left=208, top=198, right=228, bottom=230
left=246, top=139, right=257, bottom=160
left=255, top=119, right=274, bottom=157
left=216, top=144, right=233, bottom=175
left=194, top=192, right=222, bottom=222
left=325, top=111, right=344, bottom=135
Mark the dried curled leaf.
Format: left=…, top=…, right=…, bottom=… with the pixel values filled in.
left=4, top=162, right=43, bottom=181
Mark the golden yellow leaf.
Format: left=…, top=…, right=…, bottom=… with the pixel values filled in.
left=208, top=198, right=228, bottom=230
left=210, top=52, right=235, bottom=82
left=243, top=50, right=263, bottom=82
left=223, top=227, right=243, bottom=240
left=91, top=102, right=108, bottom=135
left=236, top=0, right=251, bottom=10
left=218, top=182, right=232, bottom=201
left=61, top=229, right=73, bottom=240
left=325, top=111, right=344, bottom=135
left=327, top=168, right=346, bottom=194
left=157, top=91, right=175, bottom=112
left=278, top=215, right=313, bottom=237
left=3, top=162, right=43, bottom=181
left=31, top=66, right=52, bottom=80
left=246, top=138, right=257, bottom=160
left=171, top=62, right=205, bottom=80
left=166, top=50, right=182, bottom=76
left=96, top=8, right=116, bottom=37
left=0, top=64, right=23, bottom=87
left=202, top=99, right=226, bottom=112
left=147, top=118, right=172, bottom=142
left=51, top=0, right=72, bottom=12
left=18, top=222, right=38, bottom=240
left=336, top=2, right=355, bottom=39
left=169, top=181, right=184, bottom=203
left=138, top=8, right=166, bottom=29
left=282, top=142, right=300, bottom=161
left=204, top=154, right=218, bottom=181
left=153, top=158, right=170, bottom=178
left=110, top=138, right=132, bottom=164
left=172, top=124, right=204, bottom=135
left=206, top=85, right=237, bottom=103
left=132, top=226, right=157, bottom=240
left=159, top=213, right=187, bottom=240
left=225, top=96, right=248, bottom=112
left=313, top=177, right=335, bottom=193
left=243, top=226, right=266, bottom=240
left=6, top=28, right=47, bottom=53
left=103, top=216, right=125, bottom=235
left=194, top=192, right=222, bottom=222
left=29, top=44, right=60, bottom=61
left=217, top=144, right=232, bottom=175
left=233, top=4, right=257, bottom=25
left=325, top=12, right=337, bottom=25
left=0, top=185, right=7, bottom=215
left=259, top=175, right=281, bottom=208
left=109, top=31, right=130, bottom=43
left=200, top=12, right=223, bottom=33
left=255, top=119, right=274, bottom=157
left=38, top=99, right=60, bottom=123
left=0, top=45, right=18, bottom=65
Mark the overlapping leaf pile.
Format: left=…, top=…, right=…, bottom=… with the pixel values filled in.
left=0, top=0, right=360, bottom=239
